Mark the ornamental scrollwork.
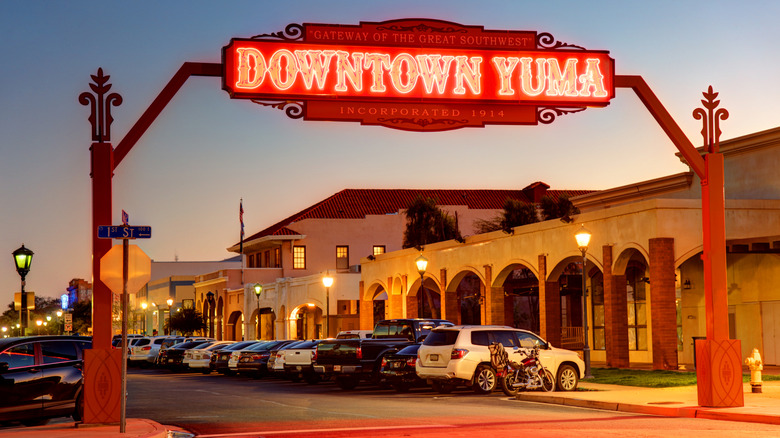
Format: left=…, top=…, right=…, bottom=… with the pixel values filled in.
left=537, top=107, right=586, bottom=124
left=79, top=68, right=123, bottom=143
left=536, top=32, right=586, bottom=50
left=250, top=100, right=305, bottom=119
left=251, top=23, right=304, bottom=41
left=692, top=86, right=729, bottom=153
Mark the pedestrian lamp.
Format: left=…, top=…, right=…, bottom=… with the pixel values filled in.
left=206, top=292, right=215, bottom=338
left=36, top=319, right=42, bottom=336
left=322, top=274, right=334, bottom=338
left=141, top=302, right=148, bottom=335
left=415, top=254, right=428, bottom=312
left=166, top=298, right=173, bottom=335
left=254, top=284, right=263, bottom=339
left=1, top=327, right=7, bottom=338
left=12, top=244, right=34, bottom=334
left=574, top=224, right=594, bottom=379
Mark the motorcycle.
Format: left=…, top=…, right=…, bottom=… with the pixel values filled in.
left=489, top=342, right=555, bottom=396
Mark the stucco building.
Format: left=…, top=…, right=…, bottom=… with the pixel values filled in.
left=197, top=186, right=584, bottom=341
left=360, top=126, right=780, bottom=368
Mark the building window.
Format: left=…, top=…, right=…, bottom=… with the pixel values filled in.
left=626, top=263, right=648, bottom=351
left=274, top=248, right=281, bottom=268
left=293, top=246, right=306, bottom=269
left=264, top=251, right=270, bottom=268
left=373, top=245, right=386, bottom=256
left=591, top=272, right=605, bottom=350
left=336, top=246, right=349, bottom=270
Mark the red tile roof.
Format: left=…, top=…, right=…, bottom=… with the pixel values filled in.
left=240, top=186, right=592, bottom=244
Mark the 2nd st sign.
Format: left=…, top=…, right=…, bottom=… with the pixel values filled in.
left=97, top=225, right=152, bottom=239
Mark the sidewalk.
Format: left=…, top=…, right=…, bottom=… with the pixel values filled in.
left=516, top=380, right=780, bottom=425
left=0, top=418, right=190, bottom=438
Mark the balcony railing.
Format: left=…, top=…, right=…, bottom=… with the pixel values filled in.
left=560, top=326, right=584, bottom=350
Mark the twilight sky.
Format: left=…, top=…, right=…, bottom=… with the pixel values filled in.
left=2, top=1, right=779, bottom=308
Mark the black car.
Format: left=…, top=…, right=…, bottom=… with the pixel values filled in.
left=379, top=344, right=424, bottom=392
left=208, top=341, right=260, bottom=375
left=0, top=335, right=92, bottom=426
left=161, top=340, right=213, bottom=371
left=236, top=340, right=294, bottom=378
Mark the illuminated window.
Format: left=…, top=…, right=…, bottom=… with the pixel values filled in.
left=336, top=246, right=349, bottom=270
left=293, top=246, right=306, bottom=269
left=274, top=248, right=281, bottom=268
left=373, top=246, right=386, bottom=256
left=626, top=264, right=648, bottom=351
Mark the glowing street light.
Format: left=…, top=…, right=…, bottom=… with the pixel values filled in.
left=12, top=244, right=34, bottom=334
left=415, top=254, right=428, bottom=314
left=574, top=224, right=594, bottom=379
left=322, top=274, right=334, bottom=338
left=254, top=284, right=263, bottom=340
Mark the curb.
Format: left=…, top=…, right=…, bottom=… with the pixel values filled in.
left=515, top=393, right=780, bottom=426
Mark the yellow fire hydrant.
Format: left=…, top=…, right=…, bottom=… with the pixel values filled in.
left=745, top=348, right=763, bottom=393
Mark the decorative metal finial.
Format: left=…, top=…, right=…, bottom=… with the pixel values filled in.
left=79, top=68, right=123, bottom=143
left=692, top=86, right=729, bottom=154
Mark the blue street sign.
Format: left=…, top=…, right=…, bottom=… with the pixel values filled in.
left=97, top=225, right=152, bottom=239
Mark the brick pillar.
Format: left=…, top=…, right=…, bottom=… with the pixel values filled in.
left=389, top=276, right=403, bottom=319
left=487, top=287, right=505, bottom=325
left=604, top=245, right=629, bottom=368
left=543, top=281, right=561, bottom=347
left=406, top=291, right=418, bottom=318
left=359, top=281, right=372, bottom=330
left=444, top=286, right=459, bottom=325
left=439, top=268, right=448, bottom=321
left=650, top=237, right=679, bottom=370
left=538, top=255, right=550, bottom=340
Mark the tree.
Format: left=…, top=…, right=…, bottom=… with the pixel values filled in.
left=475, top=198, right=539, bottom=234
left=402, top=196, right=462, bottom=249
left=165, top=308, right=206, bottom=336
left=71, top=300, right=92, bottom=335
left=540, top=194, right=579, bottom=222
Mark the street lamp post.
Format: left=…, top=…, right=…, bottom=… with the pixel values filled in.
left=254, top=284, right=262, bottom=340
left=166, top=298, right=173, bottom=335
left=322, top=274, right=334, bottom=338
left=36, top=319, right=42, bottom=336
left=575, top=225, right=594, bottom=379
left=141, top=302, right=148, bottom=335
left=12, top=244, right=34, bottom=335
left=415, top=254, right=428, bottom=317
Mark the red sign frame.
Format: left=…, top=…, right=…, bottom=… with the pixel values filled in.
left=222, top=19, right=615, bottom=131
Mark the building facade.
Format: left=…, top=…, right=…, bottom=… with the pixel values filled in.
left=360, top=126, right=780, bottom=368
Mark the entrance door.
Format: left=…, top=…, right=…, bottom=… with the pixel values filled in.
left=761, top=301, right=780, bottom=365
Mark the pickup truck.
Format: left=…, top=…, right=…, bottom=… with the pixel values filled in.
left=314, top=318, right=453, bottom=390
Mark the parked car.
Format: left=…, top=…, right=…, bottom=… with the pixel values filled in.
left=379, top=344, right=425, bottom=392
left=415, top=325, right=585, bottom=394
left=228, top=341, right=271, bottom=374
left=236, top=340, right=295, bottom=378
left=209, top=341, right=260, bottom=375
left=111, top=334, right=142, bottom=349
left=162, top=340, right=214, bottom=371
left=268, top=341, right=307, bottom=378
left=183, top=341, right=235, bottom=373
left=0, top=335, right=92, bottom=427
left=283, top=339, right=327, bottom=384
left=128, top=336, right=176, bottom=367
left=315, top=319, right=453, bottom=390
left=336, top=330, right=373, bottom=340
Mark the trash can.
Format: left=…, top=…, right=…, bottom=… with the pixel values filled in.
left=692, top=336, right=705, bottom=369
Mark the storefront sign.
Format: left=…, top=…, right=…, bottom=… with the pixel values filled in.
left=222, top=19, right=615, bottom=131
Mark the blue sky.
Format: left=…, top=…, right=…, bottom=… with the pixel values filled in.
left=2, top=1, right=779, bottom=307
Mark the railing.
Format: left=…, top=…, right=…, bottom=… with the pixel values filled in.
left=560, top=326, right=584, bottom=350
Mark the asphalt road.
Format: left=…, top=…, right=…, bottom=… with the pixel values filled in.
left=126, top=368, right=780, bottom=437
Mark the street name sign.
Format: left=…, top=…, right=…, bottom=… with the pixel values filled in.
left=98, top=225, right=151, bottom=239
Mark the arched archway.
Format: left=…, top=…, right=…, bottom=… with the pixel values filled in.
left=372, top=286, right=387, bottom=326
left=407, top=276, right=442, bottom=319
left=292, top=304, right=322, bottom=339
left=498, top=264, right=539, bottom=333
left=446, top=269, right=485, bottom=325
left=226, top=310, right=243, bottom=341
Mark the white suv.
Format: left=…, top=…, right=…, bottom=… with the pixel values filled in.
left=128, top=336, right=173, bottom=366
left=416, top=325, right=584, bottom=393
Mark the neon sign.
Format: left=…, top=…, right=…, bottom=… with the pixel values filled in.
left=222, top=19, right=615, bottom=131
